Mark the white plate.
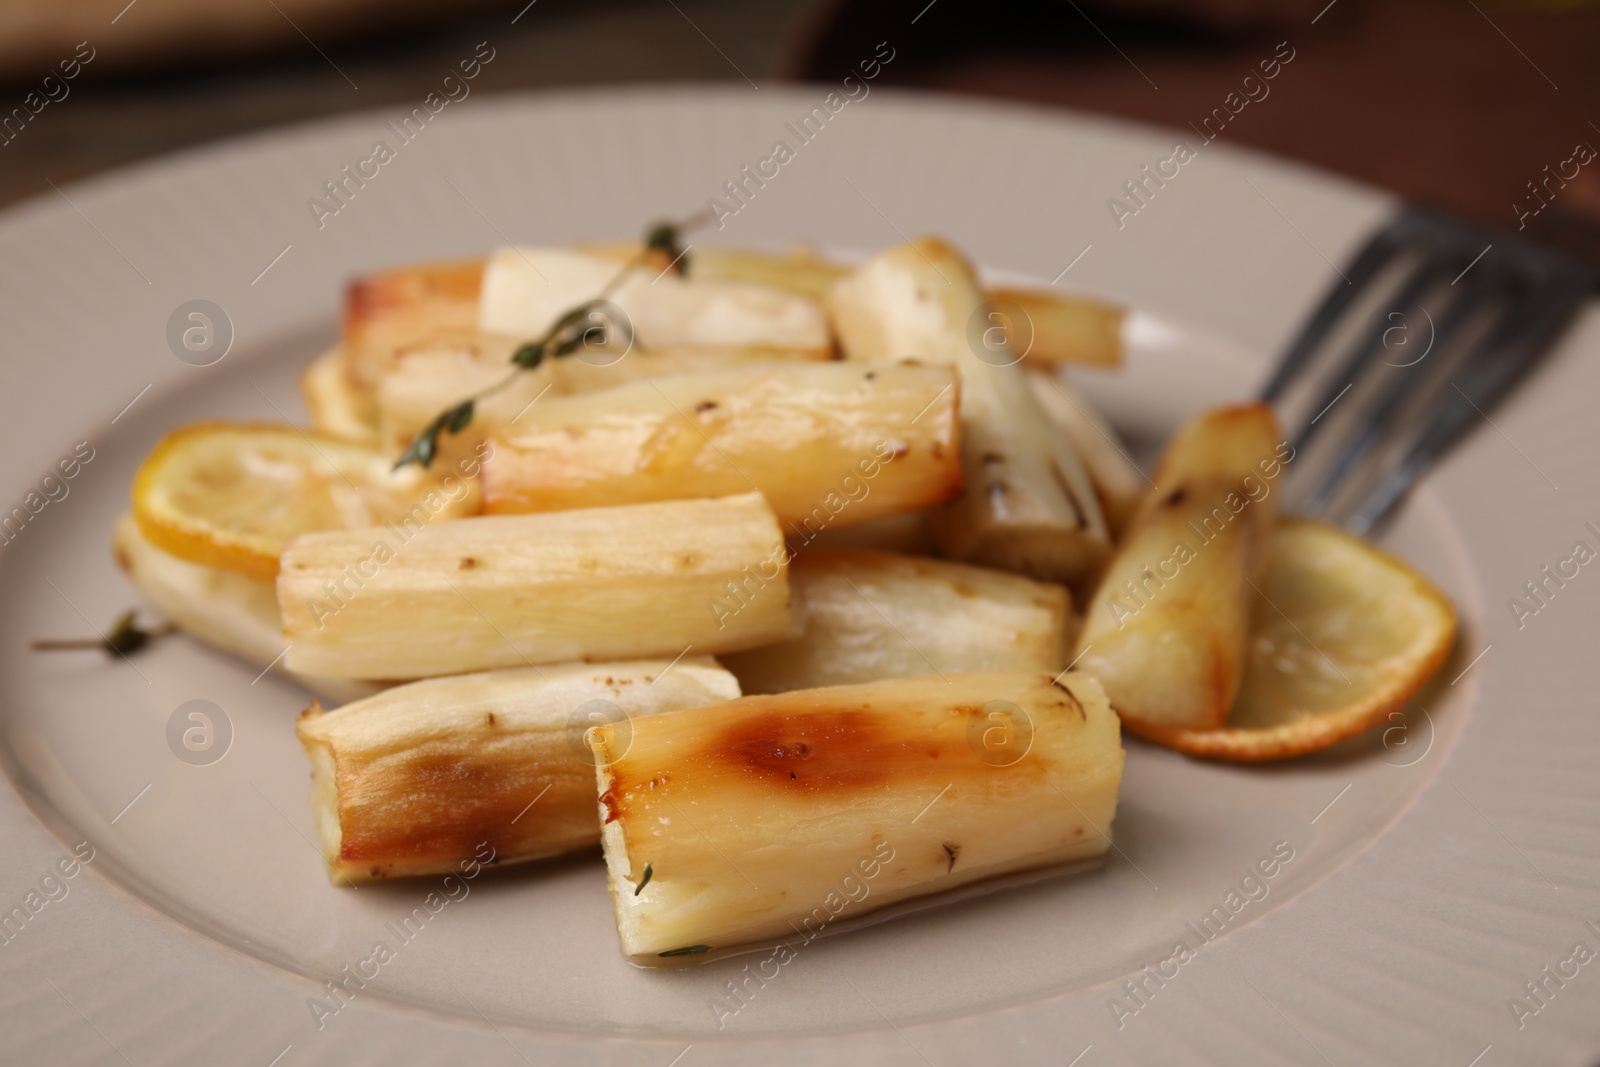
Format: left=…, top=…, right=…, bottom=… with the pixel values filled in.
left=1, top=86, right=1597, bottom=1066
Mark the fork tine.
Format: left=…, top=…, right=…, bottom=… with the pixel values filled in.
left=1259, top=211, right=1418, bottom=403
left=1266, top=204, right=1596, bottom=534
left=1342, top=269, right=1594, bottom=535
left=1285, top=246, right=1455, bottom=458
left=1297, top=264, right=1494, bottom=516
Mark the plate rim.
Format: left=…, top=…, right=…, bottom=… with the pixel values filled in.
left=0, top=82, right=1590, bottom=1065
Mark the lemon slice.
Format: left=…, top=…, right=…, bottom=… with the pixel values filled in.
left=132, top=422, right=480, bottom=580
left=1137, top=517, right=1458, bottom=761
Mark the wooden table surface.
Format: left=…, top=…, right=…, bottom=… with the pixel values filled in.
left=2, top=0, right=1596, bottom=258
left=796, top=0, right=1600, bottom=258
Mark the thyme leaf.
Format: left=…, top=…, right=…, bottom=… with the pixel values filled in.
left=658, top=944, right=710, bottom=957
left=445, top=399, right=476, bottom=433
left=645, top=221, right=687, bottom=276
left=392, top=399, right=474, bottom=471
left=634, top=862, right=653, bottom=896
left=510, top=341, right=545, bottom=370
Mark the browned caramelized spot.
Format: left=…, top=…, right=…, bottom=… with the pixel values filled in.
left=599, top=783, right=624, bottom=824
left=1165, top=488, right=1187, bottom=506
left=485, top=712, right=497, bottom=727
left=1051, top=680, right=1087, bottom=720
left=931, top=441, right=944, bottom=459
left=980, top=452, right=1005, bottom=465
left=694, top=400, right=718, bottom=414
left=338, top=748, right=590, bottom=863
left=865, top=371, right=877, bottom=380
left=943, top=842, right=960, bottom=872
left=459, top=557, right=479, bottom=570
left=680, top=552, right=702, bottom=569
left=699, top=709, right=973, bottom=793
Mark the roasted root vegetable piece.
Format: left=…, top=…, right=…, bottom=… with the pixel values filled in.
left=295, top=659, right=740, bottom=882
left=672, top=245, right=848, bottom=301
left=552, top=343, right=831, bottom=393
left=375, top=331, right=561, bottom=467
left=591, top=671, right=1122, bottom=963
left=376, top=333, right=834, bottom=464
left=278, top=493, right=794, bottom=680
left=301, top=346, right=380, bottom=446
left=830, top=239, right=1110, bottom=586
left=585, top=244, right=1126, bottom=367
left=1027, top=370, right=1147, bottom=537
left=480, top=362, right=962, bottom=525
left=343, top=258, right=483, bottom=388
left=112, top=513, right=383, bottom=705
left=344, top=250, right=831, bottom=391
left=987, top=287, right=1123, bottom=369
left=1074, top=404, right=1286, bottom=733
left=478, top=247, right=831, bottom=354
left=575, top=243, right=851, bottom=302
left=721, top=550, right=1069, bottom=693
left=342, top=249, right=1121, bottom=395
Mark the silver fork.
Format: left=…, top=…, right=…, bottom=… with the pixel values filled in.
left=1260, top=206, right=1596, bottom=535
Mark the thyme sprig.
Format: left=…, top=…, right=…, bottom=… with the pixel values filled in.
left=394, top=214, right=702, bottom=471
left=32, top=609, right=174, bottom=657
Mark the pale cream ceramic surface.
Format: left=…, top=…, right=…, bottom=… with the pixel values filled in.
left=0, top=87, right=1595, bottom=1065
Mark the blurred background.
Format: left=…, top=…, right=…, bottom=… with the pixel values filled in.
left=2, top=0, right=1597, bottom=257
